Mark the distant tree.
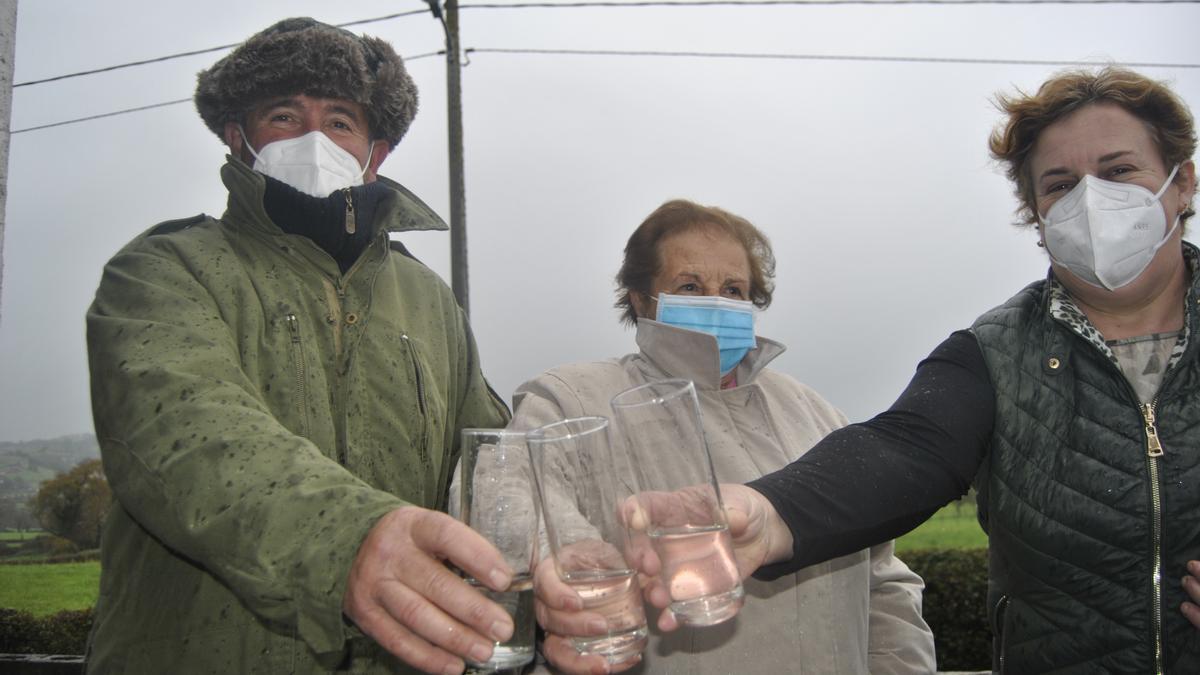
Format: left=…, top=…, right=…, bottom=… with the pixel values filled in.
left=0, top=497, right=32, bottom=531
left=28, top=459, right=111, bottom=549
left=0, top=498, right=14, bottom=530
left=14, top=507, right=36, bottom=533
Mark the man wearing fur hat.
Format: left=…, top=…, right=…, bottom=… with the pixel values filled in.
left=85, top=18, right=514, bottom=674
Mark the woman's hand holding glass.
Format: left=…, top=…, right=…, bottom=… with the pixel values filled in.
left=619, top=483, right=793, bottom=631
left=609, top=380, right=746, bottom=627
left=532, top=545, right=649, bottom=675
left=529, top=480, right=795, bottom=673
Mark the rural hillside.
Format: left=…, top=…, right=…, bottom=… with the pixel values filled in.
left=0, top=434, right=99, bottom=501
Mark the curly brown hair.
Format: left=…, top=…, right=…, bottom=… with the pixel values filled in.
left=989, top=66, right=1196, bottom=228
left=615, top=199, right=775, bottom=326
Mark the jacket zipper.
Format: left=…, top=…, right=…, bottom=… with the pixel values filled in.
left=343, top=188, right=356, bottom=234
left=325, top=240, right=387, bottom=468
left=1052, top=302, right=1177, bottom=674
left=1141, top=400, right=1165, bottom=675
left=994, top=595, right=1010, bottom=674
left=285, top=314, right=310, bottom=437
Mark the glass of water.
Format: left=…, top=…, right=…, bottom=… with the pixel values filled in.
left=451, top=429, right=539, bottom=672
left=526, top=416, right=649, bottom=667
left=609, top=379, right=744, bottom=627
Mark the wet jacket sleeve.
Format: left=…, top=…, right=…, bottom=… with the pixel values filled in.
left=87, top=236, right=429, bottom=660
left=453, top=314, right=511, bottom=435
left=864, top=541, right=937, bottom=674
left=749, top=330, right=993, bottom=579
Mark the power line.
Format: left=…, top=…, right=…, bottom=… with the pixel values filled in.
left=10, top=51, right=443, bottom=135
left=11, top=99, right=192, bottom=134
left=15, top=48, right=239, bottom=88
left=14, top=44, right=1196, bottom=135
left=463, top=0, right=1196, bottom=6
left=14, top=2, right=1195, bottom=88
left=467, top=46, right=1200, bottom=69
left=338, top=9, right=432, bottom=26
left=12, top=10, right=429, bottom=89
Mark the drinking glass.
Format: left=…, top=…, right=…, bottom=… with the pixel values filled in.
left=609, top=379, right=744, bottom=626
left=526, top=416, right=648, bottom=667
left=451, top=429, right=539, bottom=671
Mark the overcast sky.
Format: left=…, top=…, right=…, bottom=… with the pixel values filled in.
left=1, top=0, right=1198, bottom=442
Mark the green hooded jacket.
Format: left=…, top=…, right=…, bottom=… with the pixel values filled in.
left=84, top=159, right=510, bottom=673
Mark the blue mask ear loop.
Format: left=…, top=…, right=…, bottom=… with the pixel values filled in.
left=637, top=292, right=663, bottom=321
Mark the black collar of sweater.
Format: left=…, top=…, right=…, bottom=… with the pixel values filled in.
left=261, top=175, right=390, bottom=273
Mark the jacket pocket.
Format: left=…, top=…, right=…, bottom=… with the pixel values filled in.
left=399, top=333, right=430, bottom=470
left=285, top=314, right=311, bottom=438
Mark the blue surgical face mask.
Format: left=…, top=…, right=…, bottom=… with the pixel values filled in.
left=654, top=293, right=756, bottom=375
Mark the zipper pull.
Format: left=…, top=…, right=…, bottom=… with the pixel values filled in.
left=1142, top=403, right=1164, bottom=457
left=343, top=188, right=356, bottom=235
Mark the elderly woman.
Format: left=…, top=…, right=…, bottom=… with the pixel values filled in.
left=610, top=68, right=1199, bottom=673
left=517, top=199, right=936, bottom=674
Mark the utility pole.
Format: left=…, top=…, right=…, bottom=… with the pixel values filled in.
left=427, top=0, right=469, bottom=316
left=0, top=0, right=16, bottom=325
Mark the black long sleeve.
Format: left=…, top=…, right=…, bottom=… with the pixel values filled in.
left=748, top=329, right=994, bottom=580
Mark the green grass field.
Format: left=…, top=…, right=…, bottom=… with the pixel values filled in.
left=0, top=505, right=986, bottom=616
left=895, top=501, right=988, bottom=552
left=0, top=562, right=100, bottom=616
left=0, top=530, right=44, bottom=541
left=0, top=530, right=49, bottom=560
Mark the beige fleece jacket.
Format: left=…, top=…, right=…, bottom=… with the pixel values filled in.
left=513, top=320, right=936, bottom=675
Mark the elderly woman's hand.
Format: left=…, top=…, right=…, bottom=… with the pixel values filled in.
left=532, top=556, right=644, bottom=675
left=620, top=483, right=793, bottom=632
left=1184, top=560, right=1200, bottom=630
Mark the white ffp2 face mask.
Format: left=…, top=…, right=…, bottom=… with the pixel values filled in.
left=243, top=129, right=371, bottom=198
left=1041, top=164, right=1181, bottom=291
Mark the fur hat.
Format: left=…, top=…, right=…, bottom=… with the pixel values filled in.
left=194, top=17, right=418, bottom=149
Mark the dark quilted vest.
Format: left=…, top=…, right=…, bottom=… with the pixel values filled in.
left=971, top=275, right=1200, bottom=674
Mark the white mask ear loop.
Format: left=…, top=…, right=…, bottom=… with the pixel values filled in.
left=1150, top=163, right=1182, bottom=204
left=1144, top=163, right=1184, bottom=255
left=358, top=140, right=375, bottom=181
left=237, top=124, right=263, bottom=164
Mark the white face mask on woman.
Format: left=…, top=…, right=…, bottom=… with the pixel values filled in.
left=1041, top=164, right=1180, bottom=291
left=242, top=128, right=372, bottom=198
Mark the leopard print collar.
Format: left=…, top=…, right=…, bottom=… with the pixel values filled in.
left=1047, top=243, right=1198, bottom=369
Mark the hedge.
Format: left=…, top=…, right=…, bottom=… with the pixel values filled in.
left=0, top=551, right=100, bottom=566
left=1, top=549, right=994, bottom=668
left=903, top=547, right=991, bottom=672
left=0, top=608, right=92, bottom=655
